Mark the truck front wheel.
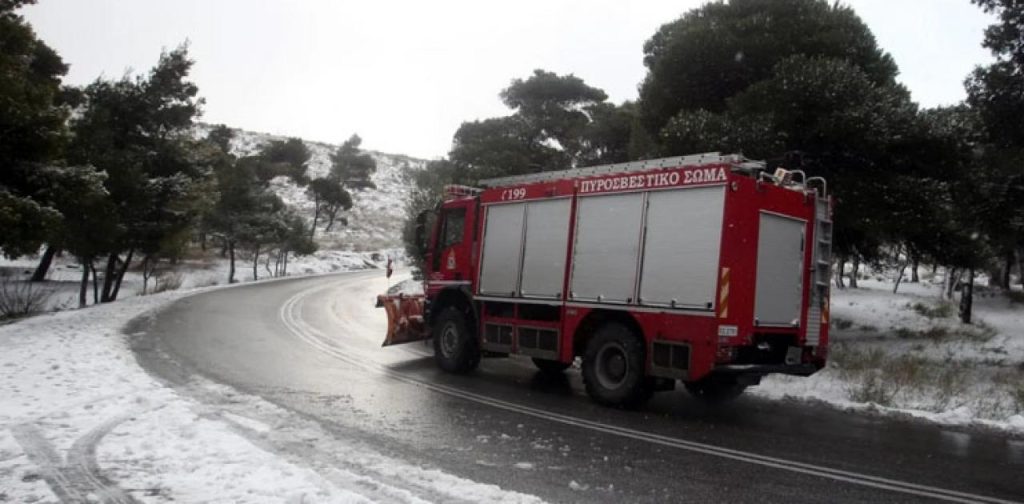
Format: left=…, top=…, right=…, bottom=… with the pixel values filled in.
left=432, top=306, right=480, bottom=374
left=582, top=323, right=651, bottom=408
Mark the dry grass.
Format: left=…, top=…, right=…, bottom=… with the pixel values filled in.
left=834, top=345, right=970, bottom=410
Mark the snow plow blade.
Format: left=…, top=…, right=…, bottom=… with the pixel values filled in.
left=376, top=294, right=429, bottom=346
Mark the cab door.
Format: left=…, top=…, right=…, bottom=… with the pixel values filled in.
left=427, top=199, right=476, bottom=294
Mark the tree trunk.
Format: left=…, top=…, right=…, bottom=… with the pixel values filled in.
left=228, top=242, right=237, bottom=284
left=90, top=261, right=100, bottom=305
left=1018, top=247, right=1024, bottom=287
left=265, top=252, right=273, bottom=277
left=78, top=258, right=90, bottom=308
left=835, top=256, right=846, bottom=289
left=849, top=257, right=860, bottom=289
left=324, top=206, right=338, bottom=232
left=100, top=253, right=118, bottom=302
left=141, top=256, right=152, bottom=295
left=1001, top=249, right=1014, bottom=290
left=110, top=249, right=133, bottom=301
left=310, top=210, right=320, bottom=240
left=282, top=251, right=288, bottom=276
left=910, top=255, right=919, bottom=283
left=252, top=245, right=260, bottom=281
left=893, top=263, right=907, bottom=294
left=31, top=246, right=58, bottom=282
left=945, top=267, right=959, bottom=299
left=959, top=268, right=974, bottom=324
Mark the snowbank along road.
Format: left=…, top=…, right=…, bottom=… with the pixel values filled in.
left=128, top=271, right=1023, bottom=503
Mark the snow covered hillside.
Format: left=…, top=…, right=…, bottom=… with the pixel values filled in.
left=199, top=124, right=426, bottom=252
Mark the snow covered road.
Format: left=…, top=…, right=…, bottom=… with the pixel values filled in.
left=3, top=271, right=1023, bottom=503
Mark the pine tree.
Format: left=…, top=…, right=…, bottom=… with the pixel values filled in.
left=68, top=44, right=208, bottom=302
left=330, top=134, right=377, bottom=189
left=0, top=0, right=70, bottom=257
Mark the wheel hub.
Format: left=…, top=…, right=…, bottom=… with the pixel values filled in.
left=440, top=323, right=458, bottom=356
left=596, top=343, right=629, bottom=389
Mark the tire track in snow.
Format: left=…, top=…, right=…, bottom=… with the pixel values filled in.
left=11, top=409, right=152, bottom=504
left=66, top=411, right=148, bottom=504
left=10, top=424, right=86, bottom=503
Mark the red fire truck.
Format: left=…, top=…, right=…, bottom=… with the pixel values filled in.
left=377, top=153, right=832, bottom=407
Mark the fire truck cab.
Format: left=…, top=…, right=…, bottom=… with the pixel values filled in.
left=378, top=153, right=832, bottom=407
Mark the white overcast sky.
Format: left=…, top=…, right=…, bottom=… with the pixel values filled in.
left=22, top=0, right=996, bottom=159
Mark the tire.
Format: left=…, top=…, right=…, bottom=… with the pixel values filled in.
left=684, top=375, right=747, bottom=404
left=531, top=357, right=571, bottom=374
left=432, top=306, right=479, bottom=374
left=581, top=322, right=652, bottom=408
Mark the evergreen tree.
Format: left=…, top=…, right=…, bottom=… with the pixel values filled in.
left=637, top=0, right=897, bottom=136
left=306, top=177, right=352, bottom=238
left=447, top=70, right=633, bottom=183
left=965, top=0, right=1024, bottom=291
left=635, top=2, right=915, bottom=264
left=68, top=44, right=208, bottom=302
left=330, top=134, right=377, bottom=189
left=501, top=69, right=608, bottom=165
left=0, top=0, right=70, bottom=257
left=253, top=137, right=311, bottom=186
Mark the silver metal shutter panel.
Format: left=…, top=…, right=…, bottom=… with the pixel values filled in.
left=478, top=203, right=526, bottom=296
left=754, top=213, right=805, bottom=326
left=520, top=199, right=572, bottom=298
left=570, top=192, right=645, bottom=303
left=639, top=186, right=726, bottom=308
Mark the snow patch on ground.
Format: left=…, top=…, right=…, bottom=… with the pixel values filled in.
left=753, top=274, right=1024, bottom=434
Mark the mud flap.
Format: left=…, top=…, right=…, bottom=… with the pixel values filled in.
left=376, top=294, right=430, bottom=346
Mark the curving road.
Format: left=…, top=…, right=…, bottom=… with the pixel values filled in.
left=130, top=271, right=1024, bottom=503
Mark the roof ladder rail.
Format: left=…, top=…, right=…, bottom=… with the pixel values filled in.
left=478, top=152, right=764, bottom=188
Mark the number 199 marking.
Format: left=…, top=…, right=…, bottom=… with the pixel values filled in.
left=501, top=188, right=526, bottom=201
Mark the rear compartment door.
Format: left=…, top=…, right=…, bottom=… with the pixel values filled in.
left=754, top=212, right=805, bottom=327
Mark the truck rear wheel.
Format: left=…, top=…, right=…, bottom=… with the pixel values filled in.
left=531, top=357, right=571, bottom=374
left=685, top=375, right=747, bottom=404
left=432, top=306, right=479, bottom=374
left=582, top=323, right=651, bottom=408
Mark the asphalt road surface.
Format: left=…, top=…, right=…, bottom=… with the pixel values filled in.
left=130, top=271, right=1024, bottom=503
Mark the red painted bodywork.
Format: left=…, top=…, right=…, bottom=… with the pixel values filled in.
left=423, top=162, right=830, bottom=382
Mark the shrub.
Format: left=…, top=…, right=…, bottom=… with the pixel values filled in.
left=1013, top=388, right=1024, bottom=414
left=848, top=372, right=895, bottom=406
left=833, top=317, right=854, bottom=330
left=831, top=346, right=886, bottom=373
left=0, top=274, right=55, bottom=320
left=152, top=273, right=184, bottom=294
left=911, top=301, right=954, bottom=319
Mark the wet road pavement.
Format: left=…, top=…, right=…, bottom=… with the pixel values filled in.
left=130, top=271, right=1024, bottom=503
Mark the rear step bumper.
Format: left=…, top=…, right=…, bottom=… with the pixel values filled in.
left=714, top=363, right=819, bottom=377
